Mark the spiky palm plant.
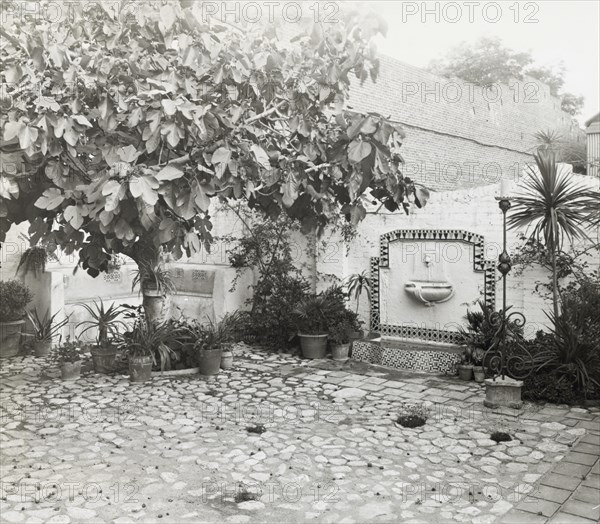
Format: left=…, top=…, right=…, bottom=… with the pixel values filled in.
left=508, top=152, right=599, bottom=318
left=346, top=271, right=372, bottom=315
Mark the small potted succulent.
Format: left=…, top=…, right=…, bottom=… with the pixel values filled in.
left=472, top=348, right=486, bottom=382
left=57, top=337, right=84, bottom=381
left=329, top=319, right=351, bottom=361
left=457, top=346, right=474, bottom=381
left=293, top=293, right=334, bottom=359
left=77, top=299, right=126, bottom=373
left=26, top=309, right=70, bottom=357
left=0, top=280, right=33, bottom=358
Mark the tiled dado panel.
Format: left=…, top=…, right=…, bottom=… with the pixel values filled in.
left=352, top=341, right=461, bottom=374
left=370, top=229, right=496, bottom=344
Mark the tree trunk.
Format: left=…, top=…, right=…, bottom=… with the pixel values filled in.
left=551, top=247, right=560, bottom=320
left=308, top=229, right=317, bottom=294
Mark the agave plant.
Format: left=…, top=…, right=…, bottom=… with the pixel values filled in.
left=508, top=152, right=600, bottom=318
left=531, top=306, right=600, bottom=393
left=76, top=299, right=127, bottom=347
left=26, top=309, right=70, bottom=341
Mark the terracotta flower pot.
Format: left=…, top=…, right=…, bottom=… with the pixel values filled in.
left=299, top=334, right=328, bottom=359
left=331, top=343, right=350, bottom=361
left=33, top=339, right=52, bottom=357
left=473, top=366, right=486, bottom=383
left=0, top=320, right=25, bottom=358
left=61, top=361, right=82, bottom=381
left=198, top=347, right=222, bottom=376
left=457, top=364, right=474, bottom=381
left=129, top=355, right=153, bottom=383
left=90, top=345, right=118, bottom=374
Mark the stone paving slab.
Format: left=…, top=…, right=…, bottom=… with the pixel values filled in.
left=0, top=347, right=599, bottom=524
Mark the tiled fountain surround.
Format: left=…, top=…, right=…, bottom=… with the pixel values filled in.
left=353, top=229, right=496, bottom=374
left=352, top=339, right=462, bottom=374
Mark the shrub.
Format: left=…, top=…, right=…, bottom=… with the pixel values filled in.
left=523, top=372, right=581, bottom=404
left=228, top=217, right=310, bottom=349
left=396, top=403, right=431, bottom=428
left=459, top=300, right=523, bottom=352
left=0, top=280, right=33, bottom=322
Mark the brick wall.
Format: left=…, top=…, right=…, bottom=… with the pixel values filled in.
left=348, top=55, right=583, bottom=190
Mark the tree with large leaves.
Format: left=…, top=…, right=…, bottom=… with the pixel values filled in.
left=0, top=1, right=428, bottom=319
left=508, top=152, right=599, bottom=319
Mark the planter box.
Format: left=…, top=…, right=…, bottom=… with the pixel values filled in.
left=484, top=377, right=523, bottom=409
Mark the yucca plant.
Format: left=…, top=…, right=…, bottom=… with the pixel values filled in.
left=76, top=299, right=127, bottom=347
left=508, top=151, right=600, bottom=319
left=26, top=309, right=70, bottom=341
left=346, top=271, right=372, bottom=314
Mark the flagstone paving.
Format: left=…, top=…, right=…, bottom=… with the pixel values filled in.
left=1, top=346, right=598, bottom=523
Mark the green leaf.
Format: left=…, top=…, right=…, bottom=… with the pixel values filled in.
left=282, top=176, right=298, bottom=208
left=162, top=99, right=178, bottom=116
left=18, top=125, right=38, bottom=149
left=0, top=176, right=19, bottom=199
left=129, top=175, right=159, bottom=205
left=73, top=115, right=93, bottom=127
left=350, top=203, right=367, bottom=226
left=251, top=144, right=270, bottom=170
left=156, top=165, right=184, bottom=181
left=348, top=140, right=372, bottom=163
left=211, top=147, right=231, bottom=165
left=414, top=186, right=430, bottom=208
left=3, top=121, right=24, bottom=142
left=117, top=145, right=140, bottom=163
left=193, top=181, right=211, bottom=212
left=63, top=205, right=84, bottom=229
left=35, top=188, right=64, bottom=210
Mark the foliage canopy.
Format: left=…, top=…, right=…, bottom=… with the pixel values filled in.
left=1, top=1, right=428, bottom=275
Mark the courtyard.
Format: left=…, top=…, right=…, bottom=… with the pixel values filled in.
left=2, top=1, right=600, bottom=523
left=1, top=347, right=599, bottom=524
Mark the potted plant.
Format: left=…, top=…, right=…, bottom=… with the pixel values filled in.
left=293, top=293, right=334, bottom=359
left=329, top=319, right=351, bottom=361
left=77, top=299, right=126, bottom=374
left=218, top=311, right=241, bottom=370
left=56, top=337, right=84, bottom=381
left=190, top=318, right=225, bottom=376
left=120, top=306, right=178, bottom=382
left=0, top=280, right=33, bottom=358
left=472, top=347, right=486, bottom=382
left=122, top=317, right=168, bottom=384
left=457, top=346, right=474, bottom=380
left=132, top=261, right=176, bottom=324
left=26, top=309, right=70, bottom=357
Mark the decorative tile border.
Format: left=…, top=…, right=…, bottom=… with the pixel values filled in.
left=370, top=229, right=496, bottom=342
left=352, top=341, right=461, bottom=374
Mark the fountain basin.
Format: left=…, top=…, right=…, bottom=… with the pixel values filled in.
left=405, top=280, right=454, bottom=306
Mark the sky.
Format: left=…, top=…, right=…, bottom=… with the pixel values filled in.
left=369, top=0, right=600, bottom=123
